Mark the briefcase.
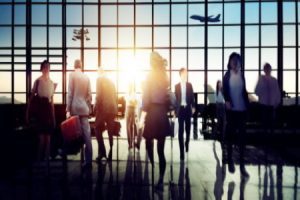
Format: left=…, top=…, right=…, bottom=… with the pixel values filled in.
left=110, top=120, right=121, bottom=137
left=60, top=116, right=82, bottom=142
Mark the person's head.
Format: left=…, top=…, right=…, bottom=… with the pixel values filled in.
left=149, top=51, right=169, bottom=87
left=40, top=60, right=50, bottom=75
left=179, top=68, right=187, bottom=82
left=263, top=63, right=272, bottom=76
left=227, top=52, right=242, bottom=73
left=74, top=59, right=82, bottom=70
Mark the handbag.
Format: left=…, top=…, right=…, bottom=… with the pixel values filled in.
left=111, top=120, right=121, bottom=137
left=28, top=80, right=41, bottom=122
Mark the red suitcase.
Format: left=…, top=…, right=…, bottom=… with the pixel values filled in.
left=60, top=116, right=82, bottom=142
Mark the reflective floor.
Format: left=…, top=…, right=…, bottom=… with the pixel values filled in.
left=1, top=136, right=300, bottom=200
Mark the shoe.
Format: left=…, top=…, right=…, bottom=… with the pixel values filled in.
left=135, top=142, right=140, bottom=151
left=228, top=162, right=235, bottom=174
left=155, top=181, right=164, bottom=191
left=96, top=154, right=107, bottom=163
left=240, top=167, right=249, bottom=178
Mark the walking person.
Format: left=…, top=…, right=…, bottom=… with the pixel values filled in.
left=140, top=51, right=171, bottom=190
left=255, top=63, right=281, bottom=132
left=223, top=52, right=249, bottom=177
left=126, top=82, right=138, bottom=150
left=66, top=59, right=93, bottom=170
left=27, top=60, right=56, bottom=162
left=175, top=67, right=195, bottom=161
left=94, top=66, right=118, bottom=162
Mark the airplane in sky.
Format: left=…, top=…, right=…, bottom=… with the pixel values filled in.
left=190, top=14, right=221, bottom=23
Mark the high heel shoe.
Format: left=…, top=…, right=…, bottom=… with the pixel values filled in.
left=96, top=154, right=107, bottom=163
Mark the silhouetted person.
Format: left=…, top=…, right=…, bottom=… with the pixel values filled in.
left=175, top=68, right=195, bottom=161
left=255, top=63, right=280, bottom=131
left=140, top=51, right=171, bottom=191
left=215, top=80, right=226, bottom=139
left=66, top=59, right=93, bottom=169
left=94, top=66, right=118, bottom=162
left=126, top=82, right=138, bottom=150
left=27, top=60, right=56, bottom=162
left=223, top=52, right=249, bottom=177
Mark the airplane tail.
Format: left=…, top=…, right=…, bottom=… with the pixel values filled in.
left=215, top=14, right=221, bottom=20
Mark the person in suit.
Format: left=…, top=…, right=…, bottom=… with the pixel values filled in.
left=175, top=68, right=195, bottom=161
left=223, top=52, right=249, bottom=177
left=66, top=59, right=93, bottom=169
left=27, top=60, right=56, bottom=161
left=94, top=66, right=118, bottom=162
left=140, top=51, right=171, bottom=191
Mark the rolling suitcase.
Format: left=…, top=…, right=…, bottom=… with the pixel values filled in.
left=60, top=116, right=82, bottom=142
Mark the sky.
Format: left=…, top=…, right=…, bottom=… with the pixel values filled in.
left=0, top=1, right=299, bottom=104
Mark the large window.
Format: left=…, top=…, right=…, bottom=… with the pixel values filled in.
left=0, top=0, right=299, bottom=105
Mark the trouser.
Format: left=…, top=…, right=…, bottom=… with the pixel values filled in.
left=260, top=105, right=275, bottom=132
left=95, top=114, right=115, bottom=157
left=225, top=111, right=247, bottom=169
left=145, top=138, right=166, bottom=178
left=126, top=106, right=137, bottom=148
left=216, top=103, right=226, bottom=138
left=178, top=106, right=192, bottom=155
left=80, top=116, right=93, bottom=164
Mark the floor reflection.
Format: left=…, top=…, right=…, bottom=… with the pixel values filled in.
left=4, top=139, right=300, bottom=200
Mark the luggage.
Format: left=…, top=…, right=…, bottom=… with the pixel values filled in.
left=110, top=120, right=121, bottom=137
left=60, top=116, right=82, bottom=142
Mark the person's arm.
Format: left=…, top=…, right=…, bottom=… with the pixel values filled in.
left=190, top=83, right=196, bottom=114
left=243, top=76, right=250, bottom=107
left=66, top=73, right=73, bottom=118
left=51, top=95, right=56, bottom=127
left=254, top=76, right=262, bottom=97
left=87, top=78, right=92, bottom=115
left=26, top=80, right=37, bottom=123
left=94, top=78, right=100, bottom=115
left=222, top=73, right=231, bottom=110
left=274, top=79, right=281, bottom=107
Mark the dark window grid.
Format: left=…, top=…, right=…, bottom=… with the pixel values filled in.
left=0, top=1, right=298, bottom=105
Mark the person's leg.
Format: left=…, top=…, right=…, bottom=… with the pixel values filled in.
left=37, top=134, right=45, bottom=161
left=225, top=111, right=235, bottom=173
left=44, top=134, right=51, bottom=160
left=95, top=127, right=106, bottom=159
left=157, top=137, right=166, bottom=180
left=126, top=109, right=133, bottom=148
left=237, top=112, right=248, bottom=177
left=80, top=117, right=93, bottom=165
left=178, top=107, right=185, bottom=160
left=106, top=115, right=115, bottom=161
left=145, top=139, right=154, bottom=165
left=185, top=107, right=191, bottom=152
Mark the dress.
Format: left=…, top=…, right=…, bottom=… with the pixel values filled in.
left=142, top=77, right=171, bottom=140
left=31, top=77, right=55, bottom=133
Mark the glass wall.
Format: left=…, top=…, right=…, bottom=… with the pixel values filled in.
left=0, top=0, right=299, bottom=105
